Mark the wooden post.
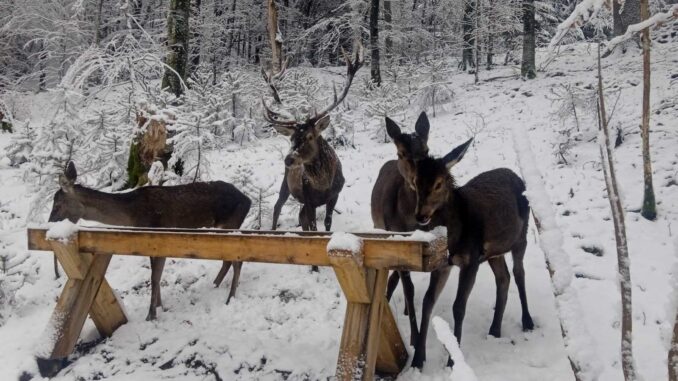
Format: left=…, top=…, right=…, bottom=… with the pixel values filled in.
left=37, top=237, right=127, bottom=377
left=330, top=239, right=405, bottom=380
left=50, top=238, right=127, bottom=337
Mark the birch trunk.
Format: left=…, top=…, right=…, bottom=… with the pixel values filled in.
left=267, top=0, right=282, bottom=72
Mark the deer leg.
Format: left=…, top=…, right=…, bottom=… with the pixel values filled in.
left=146, top=257, right=166, bottom=321
left=411, top=266, right=451, bottom=369
left=487, top=256, right=510, bottom=338
left=324, top=195, right=339, bottom=231
left=226, top=261, right=243, bottom=304
left=213, top=261, right=232, bottom=287
left=386, top=271, right=400, bottom=301
left=298, top=205, right=319, bottom=272
left=452, top=261, right=480, bottom=344
left=511, top=239, right=534, bottom=331
left=271, top=170, right=290, bottom=230
left=400, top=271, right=419, bottom=346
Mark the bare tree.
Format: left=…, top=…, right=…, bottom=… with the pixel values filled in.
left=639, top=0, right=656, bottom=220
left=267, top=0, right=283, bottom=72
left=162, top=0, right=191, bottom=96
left=671, top=303, right=678, bottom=381
left=596, top=44, right=639, bottom=381
left=370, top=0, right=381, bottom=86
left=521, top=0, right=536, bottom=79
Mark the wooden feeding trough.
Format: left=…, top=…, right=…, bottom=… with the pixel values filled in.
left=27, top=226, right=448, bottom=380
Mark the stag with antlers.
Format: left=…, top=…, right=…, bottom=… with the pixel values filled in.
left=264, top=45, right=364, bottom=272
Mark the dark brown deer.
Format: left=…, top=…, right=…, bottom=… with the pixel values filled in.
left=408, top=147, right=535, bottom=368
left=371, top=112, right=437, bottom=346
left=49, top=161, right=251, bottom=320
left=265, top=45, right=363, bottom=272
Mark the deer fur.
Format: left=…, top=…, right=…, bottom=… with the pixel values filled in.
left=408, top=147, right=535, bottom=368
left=266, top=45, right=363, bottom=272
left=371, top=112, right=439, bottom=346
left=49, top=161, right=251, bottom=320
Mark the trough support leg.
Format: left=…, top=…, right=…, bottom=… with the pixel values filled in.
left=37, top=238, right=127, bottom=377
left=329, top=244, right=407, bottom=380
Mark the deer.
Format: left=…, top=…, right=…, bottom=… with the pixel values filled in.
left=406, top=145, right=535, bottom=369
left=371, top=112, right=437, bottom=346
left=264, top=44, right=364, bottom=272
left=49, top=161, right=252, bottom=321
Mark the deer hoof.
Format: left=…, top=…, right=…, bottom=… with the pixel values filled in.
left=411, top=351, right=425, bottom=370
left=446, top=356, right=455, bottom=368
left=310, top=265, right=319, bottom=273
left=488, top=326, right=501, bottom=338
left=522, top=316, right=535, bottom=331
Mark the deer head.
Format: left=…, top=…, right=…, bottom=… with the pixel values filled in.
left=385, top=112, right=431, bottom=189
left=50, top=161, right=83, bottom=223
left=262, top=44, right=364, bottom=168
left=413, top=138, right=473, bottom=226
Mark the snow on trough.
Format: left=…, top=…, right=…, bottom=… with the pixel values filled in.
left=327, top=231, right=362, bottom=254
left=45, top=219, right=79, bottom=242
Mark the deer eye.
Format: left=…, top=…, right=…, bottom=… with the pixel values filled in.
left=434, top=181, right=443, bottom=191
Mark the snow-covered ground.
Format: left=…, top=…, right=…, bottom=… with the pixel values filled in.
left=1, top=41, right=676, bottom=380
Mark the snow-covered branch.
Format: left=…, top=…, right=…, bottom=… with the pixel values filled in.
left=603, top=5, right=678, bottom=56
left=549, top=0, right=613, bottom=49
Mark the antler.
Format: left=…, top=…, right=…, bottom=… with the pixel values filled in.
left=261, top=58, right=297, bottom=126
left=308, top=42, right=364, bottom=125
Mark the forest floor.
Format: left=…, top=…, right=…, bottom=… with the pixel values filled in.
left=0, top=41, right=677, bottom=381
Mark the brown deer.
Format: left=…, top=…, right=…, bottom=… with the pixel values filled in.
left=408, top=147, right=535, bottom=368
left=371, top=112, right=437, bottom=346
left=265, top=45, right=363, bottom=272
left=49, top=161, right=251, bottom=320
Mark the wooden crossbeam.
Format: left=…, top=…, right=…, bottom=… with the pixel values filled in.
left=28, top=227, right=447, bottom=272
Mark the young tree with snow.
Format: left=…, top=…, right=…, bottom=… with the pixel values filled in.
left=596, top=44, right=639, bottom=381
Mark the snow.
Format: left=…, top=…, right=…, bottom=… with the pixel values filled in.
left=432, top=316, right=479, bottom=381
left=604, top=5, right=678, bottom=56
left=327, top=231, right=363, bottom=254
left=45, top=219, right=79, bottom=242
left=1, top=40, right=677, bottom=381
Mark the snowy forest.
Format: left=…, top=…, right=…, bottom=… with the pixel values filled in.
left=1, top=0, right=677, bottom=380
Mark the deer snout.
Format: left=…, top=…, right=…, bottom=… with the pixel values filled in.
left=415, top=212, right=431, bottom=226
left=284, top=151, right=301, bottom=167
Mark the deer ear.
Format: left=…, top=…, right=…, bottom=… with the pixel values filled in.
left=414, top=112, right=430, bottom=143
left=443, top=138, right=473, bottom=169
left=59, top=162, right=77, bottom=193
left=273, top=125, right=296, bottom=136
left=65, top=161, right=77, bottom=181
left=385, top=117, right=401, bottom=140
left=313, top=114, right=331, bottom=133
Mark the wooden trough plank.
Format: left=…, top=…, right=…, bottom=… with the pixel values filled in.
left=28, top=229, right=428, bottom=271
left=28, top=228, right=447, bottom=272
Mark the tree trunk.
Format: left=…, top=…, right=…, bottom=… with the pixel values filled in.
left=596, top=44, right=639, bottom=381
left=267, top=0, right=283, bottom=72
left=383, top=0, right=392, bottom=61
left=613, top=0, right=641, bottom=36
left=461, top=0, right=475, bottom=71
left=94, top=0, right=104, bottom=45
left=521, top=0, right=536, bottom=79
left=162, top=0, right=191, bottom=97
left=191, top=0, right=202, bottom=70
left=640, top=0, right=656, bottom=220
left=474, top=0, right=480, bottom=83
left=370, top=0, right=381, bottom=86
left=486, top=0, right=494, bottom=69
left=670, top=304, right=678, bottom=381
